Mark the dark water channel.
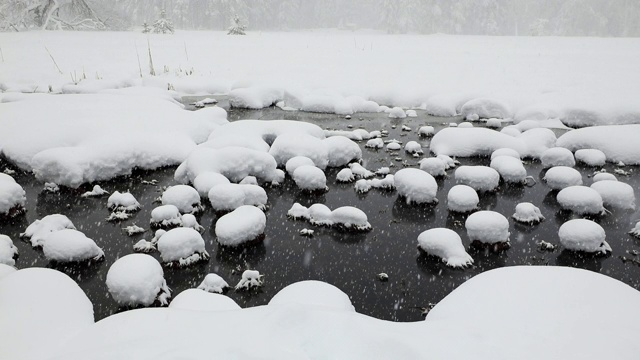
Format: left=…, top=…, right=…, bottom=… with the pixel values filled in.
left=3, top=96, right=640, bottom=322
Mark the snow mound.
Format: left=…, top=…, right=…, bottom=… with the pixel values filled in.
left=192, top=172, right=230, bottom=198
left=208, top=183, right=267, bottom=212
left=235, top=270, right=264, bottom=290
left=81, top=185, right=109, bottom=197
left=455, top=166, right=500, bottom=192
left=575, top=149, right=607, bottom=167
left=180, top=214, right=204, bottom=233
left=169, top=289, right=240, bottom=312
left=465, top=211, right=510, bottom=245
left=629, top=222, right=640, bottom=238
left=106, top=254, right=171, bottom=307
left=447, top=185, right=479, bottom=213
left=21, top=214, right=76, bottom=247
left=349, top=163, right=374, bottom=179
left=240, top=176, right=258, bottom=186
left=485, top=118, right=502, bottom=128
left=512, top=203, right=545, bottom=224
left=107, top=191, right=140, bottom=212
left=324, top=136, right=362, bottom=167
left=437, top=155, right=458, bottom=170
left=0, top=173, right=26, bottom=216
left=418, top=228, right=473, bottom=268
left=0, top=264, right=16, bottom=280
left=388, top=107, right=406, bottom=118
left=557, top=186, right=605, bottom=215
left=42, top=229, right=104, bottom=263
left=150, top=205, right=183, bottom=228
left=557, top=125, right=640, bottom=165
left=386, top=142, right=402, bottom=151
left=0, top=94, right=223, bottom=187
left=325, top=129, right=375, bottom=141
left=490, top=156, right=527, bottom=183
left=395, top=169, right=438, bottom=204
left=197, top=273, right=230, bottom=294
left=418, top=126, right=435, bottom=137
left=293, top=165, right=327, bottom=192
left=365, top=138, right=384, bottom=149
left=0, top=268, right=94, bottom=360
left=593, top=172, right=617, bottom=182
left=491, top=148, right=520, bottom=160
left=269, top=281, right=355, bottom=312
left=228, top=87, right=283, bottom=109
left=590, top=181, right=635, bottom=210
left=215, top=205, right=266, bottom=247
left=458, top=122, right=474, bottom=128
left=157, top=228, right=209, bottom=266
left=161, top=185, right=203, bottom=214
left=558, top=219, right=611, bottom=254
left=460, top=98, right=511, bottom=120
left=336, top=168, right=355, bottom=183
left=286, top=156, right=316, bottom=176
left=541, top=147, right=575, bottom=168
left=0, top=235, right=18, bottom=266
left=270, top=133, right=328, bottom=169
left=287, top=203, right=371, bottom=231
left=404, top=141, right=423, bottom=155
left=543, top=166, right=583, bottom=190
left=354, top=175, right=395, bottom=194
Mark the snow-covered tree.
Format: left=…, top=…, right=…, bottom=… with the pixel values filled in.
left=152, top=9, right=174, bottom=34
left=141, top=21, right=150, bottom=33
left=227, top=14, right=246, bottom=35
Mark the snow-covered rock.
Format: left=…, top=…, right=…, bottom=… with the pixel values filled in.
left=447, top=185, right=479, bottom=213
left=42, top=229, right=104, bottom=263
left=541, top=147, right=576, bottom=168
left=418, top=157, right=445, bottom=178
left=437, top=154, right=458, bottom=169
left=181, top=214, right=204, bottom=233
left=293, top=165, right=327, bottom=192
left=557, top=186, right=605, bottom=215
left=157, top=227, right=209, bottom=266
left=0, top=173, right=26, bottom=217
left=417, top=228, right=473, bottom=268
left=455, top=166, right=500, bottom=192
left=123, top=224, right=145, bottom=236
left=490, top=156, right=527, bottom=183
left=106, top=254, right=171, bottom=307
left=215, top=205, right=266, bottom=247
left=150, top=205, right=183, bottom=228
left=228, top=87, right=283, bottom=109
left=197, top=273, right=230, bottom=294
left=235, top=269, right=264, bottom=290
left=460, top=98, right=511, bottom=120
left=458, top=122, right=474, bottom=128
left=269, top=281, right=355, bottom=312
left=558, top=219, right=611, bottom=254
left=0, top=235, right=18, bottom=266
left=169, top=289, right=240, bottom=312
left=543, top=166, right=583, bottom=190
left=208, top=183, right=268, bottom=212
left=490, top=148, right=520, bottom=160
left=336, top=168, right=355, bottom=183
left=404, top=141, right=423, bottom=155
left=485, top=118, right=502, bottom=128
left=365, top=138, right=384, bottom=149
left=161, top=185, right=203, bottom=214
left=395, top=169, right=438, bottom=204
left=590, top=180, right=635, bottom=210
left=556, top=125, right=640, bottom=165
left=193, top=172, right=230, bottom=197
left=270, top=133, right=329, bottom=169
left=107, top=191, right=141, bottom=212
left=20, top=214, right=76, bottom=247
left=575, top=149, right=607, bottom=167
left=349, top=163, right=374, bottom=179
left=629, top=222, right=640, bottom=238
left=324, top=136, right=362, bottom=167
left=465, top=211, right=510, bottom=245
left=133, top=239, right=155, bottom=253
left=239, top=176, right=258, bottom=185
left=418, top=126, right=435, bottom=137
left=354, top=175, right=395, bottom=193
left=388, top=107, right=406, bottom=118
left=286, top=156, right=316, bottom=176
left=593, top=172, right=617, bottom=182
left=386, top=142, right=402, bottom=151
left=287, top=203, right=371, bottom=231
left=81, top=185, right=109, bottom=197
left=512, top=203, right=544, bottom=224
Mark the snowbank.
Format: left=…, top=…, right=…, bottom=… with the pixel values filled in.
left=558, top=219, right=611, bottom=254
left=215, top=205, right=266, bottom=246
left=557, top=125, right=640, bottom=165
left=169, top=289, right=240, bottom=312
left=557, top=186, right=605, bottom=215
left=106, top=254, right=171, bottom=307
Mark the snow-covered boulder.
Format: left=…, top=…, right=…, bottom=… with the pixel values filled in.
left=465, top=211, right=510, bottom=246
left=269, top=281, right=355, bottom=312
left=181, top=214, right=204, bottom=233
left=0, top=173, right=26, bottom=217
left=447, top=185, right=479, bottom=213
left=235, top=269, right=264, bottom=290
left=490, top=156, right=527, bottom=183
left=336, top=168, right=355, bottom=183
left=42, top=229, right=104, bottom=263
left=286, top=156, right=316, bottom=176
left=269, top=133, right=328, bottom=169
left=287, top=203, right=371, bottom=231
left=460, top=98, right=511, bottom=120
left=354, top=175, right=395, bottom=193
left=324, top=136, right=362, bottom=167
left=458, top=122, right=474, bottom=128
left=161, top=185, right=203, bottom=214
left=20, top=214, right=76, bottom=247
left=0, top=235, right=18, bottom=266
left=157, top=227, right=209, bottom=266
left=404, top=141, right=423, bottom=155
left=575, top=149, right=606, bottom=167
left=388, top=107, right=406, bottom=118
left=386, top=142, right=402, bottom=151
left=215, top=205, right=266, bottom=247
left=193, top=172, right=230, bottom=197
left=349, top=163, right=374, bottom=179
left=365, top=138, right=384, bottom=149
left=169, top=289, right=240, bottom=312
left=512, top=203, right=544, bottom=224
left=418, top=126, right=435, bottom=137
left=541, top=147, right=575, bottom=168
left=395, top=169, right=438, bottom=204
left=0, top=263, right=16, bottom=280
left=107, top=191, right=140, bottom=212
left=491, top=148, right=520, bottom=160
left=590, top=180, right=635, bottom=210
left=558, top=219, right=611, bottom=254
left=437, top=154, right=458, bottom=170
left=417, top=228, right=473, bottom=268
left=543, top=166, right=583, bottom=190
left=593, top=172, right=617, bottom=182
left=150, top=205, right=183, bottom=228
left=455, top=166, right=500, bottom=192
left=419, top=158, right=446, bottom=177
left=556, top=125, right=640, bottom=165
left=106, top=254, right=171, bottom=307
left=557, top=186, right=605, bottom=215
left=228, top=87, right=283, bottom=109
left=485, top=118, right=502, bottom=128
left=81, top=185, right=109, bottom=197
left=293, top=165, right=327, bottom=192
left=197, top=273, right=230, bottom=294
left=239, top=176, right=258, bottom=185
left=208, top=183, right=268, bottom=212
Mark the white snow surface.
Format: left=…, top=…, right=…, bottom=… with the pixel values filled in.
left=365, top=138, right=384, bottom=149
left=323, top=136, right=362, bottom=167
left=21, top=214, right=76, bottom=247
left=156, top=227, right=208, bottom=264
left=0, top=235, right=18, bottom=266
left=404, top=141, right=423, bottom=155
left=197, top=273, right=230, bottom=294
left=541, top=147, right=576, bottom=168
left=465, top=211, right=510, bottom=244
left=0, top=94, right=225, bottom=187
left=557, top=186, right=605, bottom=215
left=0, top=264, right=16, bottom=280
left=447, top=185, right=479, bottom=213
left=490, top=148, right=521, bottom=160
left=575, top=149, right=607, bottom=166
left=42, top=229, right=104, bottom=263
left=169, top=289, right=240, bottom=312
left=418, top=126, right=435, bottom=137
left=215, top=205, right=266, bottom=246
left=228, top=86, right=283, bottom=109
left=292, top=165, right=327, bottom=191
left=0, top=173, right=26, bottom=215
left=336, top=168, right=355, bottom=183
left=512, top=202, right=545, bottom=224
left=192, top=172, right=230, bottom=197
left=557, top=125, right=640, bottom=165
left=106, top=254, right=170, bottom=307
left=208, top=183, right=268, bottom=212
left=558, top=219, right=611, bottom=254
left=455, top=166, right=500, bottom=192
left=543, top=166, right=583, bottom=190
left=590, top=180, right=635, bottom=210
left=161, top=185, right=203, bottom=214
left=285, top=156, right=316, bottom=176
left=417, top=228, right=473, bottom=268
left=394, top=169, right=438, bottom=204
left=269, top=281, right=355, bottom=312
left=490, top=156, right=527, bottom=183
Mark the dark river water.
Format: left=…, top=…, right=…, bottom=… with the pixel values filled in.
left=3, top=96, right=640, bottom=322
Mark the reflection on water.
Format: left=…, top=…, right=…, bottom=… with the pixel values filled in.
left=2, top=99, right=640, bottom=322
